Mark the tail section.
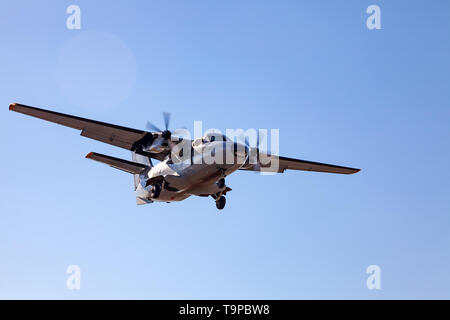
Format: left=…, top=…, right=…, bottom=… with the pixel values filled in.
left=85, top=151, right=154, bottom=205
left=131, top=151, right=153, bottom=190
left=131, top=151, right=155, bottom=205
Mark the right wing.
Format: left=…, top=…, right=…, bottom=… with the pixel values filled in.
left=85, top=152, right=148, bottom=175
left=9, top=103, right=159, bottom=156
left=241, top=154, right=360, bottom=174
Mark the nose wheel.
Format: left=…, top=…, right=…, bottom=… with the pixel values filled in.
left=215, top=195, right=226, bottom=210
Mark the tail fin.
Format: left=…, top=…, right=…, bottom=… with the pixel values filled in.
left=131, top=151, right=153, bottom=190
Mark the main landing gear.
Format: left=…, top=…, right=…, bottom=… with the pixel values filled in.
left=213, top=175, right=230, bottom=210
left=151, top=184, right=161, bottom=199
left=214, top=177, right=227, bottom=210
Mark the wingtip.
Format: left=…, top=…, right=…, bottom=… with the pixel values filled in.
left=9, top=103, right=16, bottom=111
left=85, top=152, right=94, bottom=159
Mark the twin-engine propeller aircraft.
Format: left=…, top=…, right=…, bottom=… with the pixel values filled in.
left=9, top=103, right=360, bottom=210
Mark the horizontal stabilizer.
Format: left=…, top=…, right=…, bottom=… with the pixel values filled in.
left=85, top=152, right=147, bottom=175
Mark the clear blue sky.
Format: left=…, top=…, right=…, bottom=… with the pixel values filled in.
left=1, top=0, right=449, bottom=299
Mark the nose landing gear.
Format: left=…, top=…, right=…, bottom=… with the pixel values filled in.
left=215, top=195, right=226, bottom=210
left=217, top=178, right=225, bottom=189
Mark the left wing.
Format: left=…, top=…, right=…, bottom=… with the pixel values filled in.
left=9, top=103, right=162, bottom=158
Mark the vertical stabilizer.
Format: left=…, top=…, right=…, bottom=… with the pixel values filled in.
left=131, top=152, right=153, bottom=190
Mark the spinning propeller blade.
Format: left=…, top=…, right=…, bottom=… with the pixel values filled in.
left=163, top=112, right=171, bottom=131
left=145, top=112, right=186, bottom=152
left=145, top=121, right=161, bottom=132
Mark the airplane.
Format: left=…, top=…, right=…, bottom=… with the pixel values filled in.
left=9, top=103, right=360, bottom=210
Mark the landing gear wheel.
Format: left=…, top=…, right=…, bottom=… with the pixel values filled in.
left=217, top=178, right=225, bottom=189
left=216, top=196, right=226, bottom=210
left=151, top=184, right=161, bottom=199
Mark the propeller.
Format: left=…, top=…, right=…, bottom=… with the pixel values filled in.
left=163, top=112, right=170, bottom=131
left=234, top=130, right=265, bottom=167
left=242, top=130, right=266, bottom=171
left=145, top=121, right=161, bottom=132
left=146, top=112, right=171, bottom=138
left=145, top=112, right=186, bottom=152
